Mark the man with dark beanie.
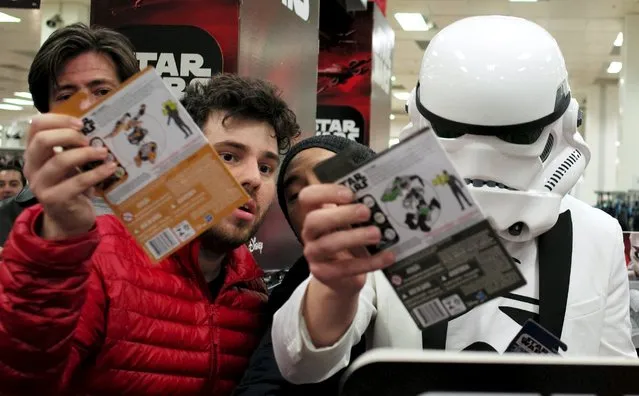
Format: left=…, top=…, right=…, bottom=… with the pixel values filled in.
left=234, top=135, right=376, bottom=395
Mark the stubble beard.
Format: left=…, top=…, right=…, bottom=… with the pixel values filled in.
left=199, top=212, right=268, bottom=254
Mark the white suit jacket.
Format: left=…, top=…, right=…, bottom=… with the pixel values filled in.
left=272, top=195, right=637, bottom=384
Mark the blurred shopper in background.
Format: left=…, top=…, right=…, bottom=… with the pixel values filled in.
left=0, top=166, right=25, bottom=200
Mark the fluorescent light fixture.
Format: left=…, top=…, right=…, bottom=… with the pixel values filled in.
left=393, top=91, right=411, bottom=101
left=389, top=114, right=396, bottom=120
left=394, top=13, right=431, bottom=31
left=3, top=98, right=33, bottom=106
left=614, top=32, right=623, bottom=47
left=13, top=92, right=31, bottom=99
left=0, top=12, right=21, bottom=23
left=389, top=138, right=400, bottom=147
left=607, top=61, right=623, bottom=74
left=0, top=104, right=23, bottom=111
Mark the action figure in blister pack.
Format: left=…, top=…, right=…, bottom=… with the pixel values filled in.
left=86, top=137, right=128, bottom=191
left=163, top=100, right=193, bottom=139
left=432, top=170, right=473, bottom=211
left=134, top=142, right=159, bottom=167
left=106, top=104, right=160, bottom=168
left=382, top=175, right=441, bottom=232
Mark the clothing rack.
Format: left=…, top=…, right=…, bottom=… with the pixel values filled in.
left=594, top=190, right=639, bottom=231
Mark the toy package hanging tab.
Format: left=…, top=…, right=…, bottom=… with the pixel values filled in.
left=313, top=126, right=526, bottom=330
left=52, top=67, right=249, bottom=262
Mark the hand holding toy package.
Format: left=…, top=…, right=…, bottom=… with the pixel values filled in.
left=313, top=127, right=526, bottom=330
left=52, top=67, right=249, bottom=262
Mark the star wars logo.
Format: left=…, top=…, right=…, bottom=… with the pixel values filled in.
left=117, top=25, right=223, bottom=98
left=340, top=173, right=369, bottom=193
left=281, top=0, right=310, bottom=22
left=137, top=52, right=212, bottom=96
left=316, top=118, right=360, bottom=141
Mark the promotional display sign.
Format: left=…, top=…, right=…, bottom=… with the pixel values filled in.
left=91, top=0, right=239, bottom=97
left=0, top=0, right=40, bottom=8
left=91, top=0, right=320, bottom=271
left=316, top=1, right=393, bottom=148
left=316, top=1, right=374, bottom=145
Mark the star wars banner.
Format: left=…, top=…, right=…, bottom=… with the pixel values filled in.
left=92, top=0, right=320, bottom=271
left=91, top=0, right=237, bottom=97
left=0, top=0, right=40, bottom=8
left=316, top=1, right=392, bottom=148
left=316, top=1, right=374, bottom=146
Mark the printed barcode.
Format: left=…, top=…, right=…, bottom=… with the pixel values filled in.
left=146, top=228, right=179, bottom=259
left=413, top=299, right=450, bottom=328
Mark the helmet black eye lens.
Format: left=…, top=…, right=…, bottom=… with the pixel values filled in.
left=497, top=128, right=544, bottom=144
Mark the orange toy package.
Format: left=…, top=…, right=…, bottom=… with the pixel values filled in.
left=53, top=67, right=249, bottom=261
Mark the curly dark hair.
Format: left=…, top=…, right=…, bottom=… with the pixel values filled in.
left=181, top=73, right=301, bottom=155
left=28, top=23, right=139, bottom=113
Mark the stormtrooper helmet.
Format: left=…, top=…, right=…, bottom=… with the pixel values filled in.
left=402, top=15, right=590, bottom=242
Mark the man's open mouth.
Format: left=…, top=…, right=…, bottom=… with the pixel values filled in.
left=238, top=200, right=256, bottom=215
left=464, top=178, right=518, bottom=191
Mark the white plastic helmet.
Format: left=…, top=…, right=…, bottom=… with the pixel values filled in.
left=403, top=15, right=590, bottom=242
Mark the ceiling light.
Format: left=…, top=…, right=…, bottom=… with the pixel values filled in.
left=0, top=104, right=23, bottom=111
left=390, top=114, right=396, bottom=120
left=614, top=32, right=624, bottom=47
left=509, top=0, right=538, bottom=2
left=3, top=98, right=33, bottom=106
left=0, top=12, right=21, bottom=23
left=393, top=91, right=410, bottom=101
left=394, top=13, right=432, bottom=32
left=13, top=92, right=31, bottom=99
left=607, top=61, right=623, bottom=74
left=391, top=75, right=396, bottom=82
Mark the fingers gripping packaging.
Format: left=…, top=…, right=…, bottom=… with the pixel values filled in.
left=313, top=127, right=526, bottom=330
left=53, top=67, right=249, bottom=262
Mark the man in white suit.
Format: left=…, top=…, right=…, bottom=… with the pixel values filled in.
left=271, top=15, right=637, bottom=385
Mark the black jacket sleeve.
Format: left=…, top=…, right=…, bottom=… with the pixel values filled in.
left=234, top=257, right=367, bottom=396
left=0, top=186, right=37, bottom=246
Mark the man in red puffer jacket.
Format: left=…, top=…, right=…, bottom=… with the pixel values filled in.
left=0, top=24, right=300, bottom=396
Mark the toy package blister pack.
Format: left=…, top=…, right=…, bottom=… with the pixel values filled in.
left=52, top=67, right=249, bottom=262
left=313, top=126, right=526, bottom=330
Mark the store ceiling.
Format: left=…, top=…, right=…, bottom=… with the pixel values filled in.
left=0, top=6, right=40, bottom=125
left=387, top=0, right=639, bottom=134
left=0, top=0, right=637, bottom=136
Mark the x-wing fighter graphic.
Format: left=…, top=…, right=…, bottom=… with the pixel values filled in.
left=317, top=58, right=371, bottom=94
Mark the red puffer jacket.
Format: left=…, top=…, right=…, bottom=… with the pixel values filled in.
left=0, top=205, right=268, bottom=395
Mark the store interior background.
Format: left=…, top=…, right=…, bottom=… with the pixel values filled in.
left=1, top=0, right=639, bottom=209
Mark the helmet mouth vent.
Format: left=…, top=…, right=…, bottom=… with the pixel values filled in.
left=465, top=178, right=518, bottom=191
